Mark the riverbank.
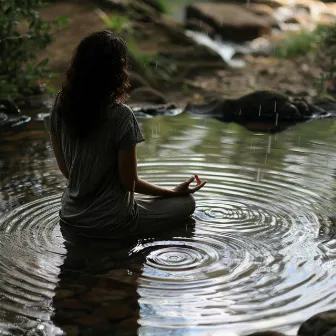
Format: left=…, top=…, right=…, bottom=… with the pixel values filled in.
left=37, top=0, right=335, bottom=108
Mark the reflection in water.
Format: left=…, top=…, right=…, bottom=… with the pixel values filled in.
left=1, top=114, right=336, bottom=335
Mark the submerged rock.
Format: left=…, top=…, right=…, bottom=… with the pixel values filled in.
left=131, top=104, right=184, bottom=117
left=185, top=3, right=272, bottom=42
left=298, top=310, right=336, bottom=336
left=185, top=90, right=336, bottom=132
left=185, top=90, right=336, bottom=120
left=0, top=100, right=31, bottom=132
left=246, top=332, right=287, bottom=336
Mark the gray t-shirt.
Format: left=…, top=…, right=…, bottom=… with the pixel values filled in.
left=45, top=95, right=145, bottom=237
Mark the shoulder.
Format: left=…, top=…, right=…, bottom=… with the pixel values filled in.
left=107, top=103, right=133, bottom=115
left=106, top=103, right=135, bottom=122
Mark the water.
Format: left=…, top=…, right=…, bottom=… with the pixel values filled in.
left=1, top=112, right=336, bottom=335
left=185, top=30, right=246, bottom=68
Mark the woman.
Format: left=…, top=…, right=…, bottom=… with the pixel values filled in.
left=45, top=31, right=206, bottom=241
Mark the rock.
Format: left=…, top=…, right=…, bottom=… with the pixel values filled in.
left=74, top=312, right=107, bottom=326
left=82, top=287, right=131, bottom=303
left=312, top=96, right=336, bottom=113
left=0, top=112, right=8, bottom=124
left=96, top=302, right=134, bottom=321
left=185, top=3, right=272, bottom=42
left=185, top=18, right=216, bottom=37
left=249, top=36, right=276, bottom=57
left=185, top=90, right=336, bottom=132
left=128, top=87, right=167, bottom=104
left=250, top=0, right=292, bottom=8
left=132, top=104, right=184, bottom=117
left=0, top=99, right=31, bottom=132
left=152, top=13, right=202, bottom=46
left=246, top=332, right=287, bottom=336
left=54, top=289, right=75, bottom=300
left=284, top=15, right=314, bottom=29
left=247, top=4, right=278, bottom=26
left=298, top=310, right=336, bottom=336
left=62, top=325, right=80, bottom=336
left=185, top=90, right=310, bottom=121
left=14, top=94, right=50, bottom=110
left=118, top=316, right=139, bottom=333
left=248, top=3, right=275, bottom=16
left=159, top=46, right=224, bottom=63
left=0, top=99, right=21, bottom=114
left=56, top=298, right=89, bottom=310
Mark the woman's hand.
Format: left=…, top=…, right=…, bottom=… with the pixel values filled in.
left=173, top=176, right=206, bottom=195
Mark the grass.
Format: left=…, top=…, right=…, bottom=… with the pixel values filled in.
left=152, top=0, right=170, bottom=14
left=273, top=24, right=332, bottom=58
left=95, top=9, right=132, bottom=34
left=273, top=24, right=336, bottom=94
left=315, top=57, right=336, bottom=94
left=97, top=11, right=175, bottom=85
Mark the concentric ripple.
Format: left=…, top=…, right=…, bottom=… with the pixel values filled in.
left=134, top=119, right=336, bottom=334
left=1, top=116, right=336, bottom=335
left=0, top=195, right=65, bottom=335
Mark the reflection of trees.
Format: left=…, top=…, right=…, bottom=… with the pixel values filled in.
left=138, top=115, right=336, bottom=200
left=0, top=119, right=64, bottom=211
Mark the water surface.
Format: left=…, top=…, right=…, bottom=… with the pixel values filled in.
left=1, top=111, right=336, bottom=335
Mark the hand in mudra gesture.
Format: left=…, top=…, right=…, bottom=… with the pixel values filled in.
left=174, top=175, right=206, bottom=195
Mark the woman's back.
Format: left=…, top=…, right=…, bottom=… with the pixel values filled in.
left=45, top=31, right=204, bottom=241
left=46, top=99, right=144, bottom=236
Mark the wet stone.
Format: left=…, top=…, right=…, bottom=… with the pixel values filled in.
left=56, top=298, right=90, bottom=310
left=54, top=308, right=88, bottom=323
left=62, top=325, right=79, bottom=336
left=82, top=288, right=131, bottom=303
left=246, top=332, right=287, bottom=336
left=54, top=290, right=75, bottom=300
left=97, top=303, right=135, bottom=321
left=298, top=310, right=336, bottom=336
left=118, top=316, right=140, bottom=333
left=74, top=312, right=108, bottom=326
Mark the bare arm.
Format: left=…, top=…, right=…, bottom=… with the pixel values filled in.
left=118, top=145, right=175, bottom=196
left=49, top=132, right=69, bottom=179
left=118, top=145, right=206, bottom=196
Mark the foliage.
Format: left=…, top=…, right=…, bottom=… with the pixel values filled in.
left=149, top=0, right=169, bottom=14
left=315, top=57, right=336, bottom=95
left=95, top=9, right=132, bottom=34
left=315, top=25, right=336, bottom=94
left=273, top=24, right=336, bottom=94
left=99, top=11, right=176, bottom=85
left=0, top=1, right=67, bottom=99
left=273, top=24, right=332, bottom=59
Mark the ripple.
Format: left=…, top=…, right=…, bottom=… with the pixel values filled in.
left=0, top=195, right=65, bottom=333
left=2, top=117, right=336, bottom=335
left=136, top=160, right=336, bottom=332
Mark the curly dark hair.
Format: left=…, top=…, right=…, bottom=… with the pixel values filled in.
left=59, top=31, right=130, bottom=137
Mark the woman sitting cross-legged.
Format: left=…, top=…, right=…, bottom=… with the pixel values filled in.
left=45, top=31, right=206, bottom=243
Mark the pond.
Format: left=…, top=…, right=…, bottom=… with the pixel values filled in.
left=0, top=109, right=336, bottom=336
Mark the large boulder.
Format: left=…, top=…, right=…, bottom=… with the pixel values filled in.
left=184, top=90, right=336, bottom=132
left=185, top=3, right=272, bottom=42
left=246, top=332, right=287, bottom=336
left=298, top=310, right=336, bottom=336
